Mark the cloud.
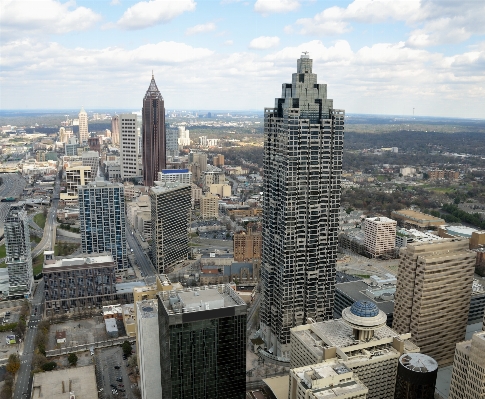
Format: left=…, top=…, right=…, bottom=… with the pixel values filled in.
left=249, top=36, right=280, bottom=49
left=224, top=40, right=234, bottom=46
left=254, top=0, right=300, bottom=15
left=117, top=0, right=196, bottom=30
left=186, top=22, right=216, bottom=36
left=0, top=0, right=101, bottom=39
left=110, top=0, right=121, bottom=5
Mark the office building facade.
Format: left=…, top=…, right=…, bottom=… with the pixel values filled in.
left=4, top=205, right=33, bottom=298
left=78, top=106, right=89, bottom=144
left=119, top=113, right=141, bottom=180
left=363, top=217, right=397, bottom=257
left=394, top=353, right=438, bottom=399
left=111, top=115, right=120, bottom=146
left=448, top=331, right=485, bottom=399
left=261, top=53, right=345, bottom=357
left=79, top=179, right=127, bottom=270
left=150, top=182, right=191, bottom=273
left=81, top=151, right=100, bottom=178
left=142, top=74, right=165, bottom=186
left=199, top=193, right=219, bottom=219
left=158, top=284, right=246, bottom=399
left=392, top=238, right=475, bottom=366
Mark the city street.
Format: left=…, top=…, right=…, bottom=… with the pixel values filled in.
left=126, top=227, right=156, bottom=279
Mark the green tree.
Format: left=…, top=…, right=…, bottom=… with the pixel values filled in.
left=6, top=354, right=20, bottom=374
left=67, top=353, right=78, bottom=367
left=41, top=361, right=57, bottom=371
left=122, top=340, right=132, bottom=357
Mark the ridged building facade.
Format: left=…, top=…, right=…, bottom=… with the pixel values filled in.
left=260, top=54, right=345, bottom=357
left=150, top=182, right=191, bottom=273
left=392, top=238, right=475, bottom=366
left=4, top=205, right=33, bottom=297
left=79, top=179, right=127, bottom=270
left=142, top=74, right=165, bottom=186
left=78, top=106, right=89, bottom=145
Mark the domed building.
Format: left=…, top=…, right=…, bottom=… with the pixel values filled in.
left=342, top=300, right=388, bottom=341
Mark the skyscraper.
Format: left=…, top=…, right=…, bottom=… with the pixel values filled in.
left=111, top=115, right=120, bottom=146
left=79, top=179, right=127, bottom=270
left=4, top=205, right=33, bottom=297
left=260, top=53, right=345, bottom=357
left=392, top=238, right=475, bottom=366
left=142, top=73, right=165, bottom=186
left=119, top=113, right=141, bottom=180
left=78, top=106, right=89, bottom=145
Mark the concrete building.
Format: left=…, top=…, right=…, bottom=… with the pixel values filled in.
left=30, top=364, right=97, bottom=399
left=64, top=137, right=79, bottom=156
left=136, top=300, right=162, bottom=399
left=390, top=209, right=445, bottom=230
left=104, top=160, right=121, bottom=181
left=111, top=115, right=120, bottom=146
left=191, top=183, right=202, bottom=207
left=166, top=126, right=179, bottom=157
left=78, top=106, right=89, bottom=144
left=289, top=301, right=419, bottom=399
left=177, top=125, right=190, bottom=147
left=392, top=238, right=475, bottom=366
left=213, top=154, right=224, bottom=167
left=233, top=223, right=262, bottom=262
left=289, top=362, right=368, bottom=399
left=471, top=231, right=485, bottom=249
left=119, top=113, right=141, bottom=180
left=395, top=228, right=444, bottom=248
left=209, top=183, right=231, bottom=198
left=79, top=179, right=127, bottom=270
left=63, top=165, right=92, bottom=203
left=394, top=353, right=438, bottom=399
left=158, top=284, right=246, bottom=399
left=363, top=217, right=397, bottom=257
left=81, top=150, right=100, bottom=178
left=43, top=252, right=117, bottom=316
left=150, top=182, right=191, bottom=273
left=157, top=169, right=192, bottom=185
left=399, top=167, right=416, bottom=177
left=448, top=331, right=485, bottom=399
left=4, top=205, right=33, bottom=298
left=188, top=151, right=207, bottom=181
left=199, top=193, right=219, bottom=219
left=261, top=54, right=345, bottom=357
left=142, top=73, right=165, bottom=186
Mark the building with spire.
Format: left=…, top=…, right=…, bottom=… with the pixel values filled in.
left=142, top=73, right=165, bottom=187
left=260, top=53, right=345, bottom=358
left=78, top=106, right=89, bottom=145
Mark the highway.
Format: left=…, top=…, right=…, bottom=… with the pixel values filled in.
left=31, top=179, right=60, bottom=258
left=126, top=227, right=156, bottom=279
left=13, top=280, right=44, bottom=399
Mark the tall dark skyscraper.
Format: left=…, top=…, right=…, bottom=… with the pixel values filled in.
left=142, top=73, right=165, bottom=186
left=260, top=54, right=345, bottom=358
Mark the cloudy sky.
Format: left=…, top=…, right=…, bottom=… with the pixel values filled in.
left=1, top=0, right=484, bottom=117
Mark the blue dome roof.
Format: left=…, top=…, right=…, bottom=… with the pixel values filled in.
left=350, top=301, right=379, bottom=318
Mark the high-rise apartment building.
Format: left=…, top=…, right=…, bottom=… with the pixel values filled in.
left=288, top=301, right=419, bottom=399
left=448, top=331, right=485, bottom=399
left=4, top=205, right=33, bottom=297
left=136, top=299, right=162, bottom=399
left=79, top=179, right=127, bottom=270
left=78, top=106, right=89, bottom=144
left=119, top=113, right=140, bottom=180
left=392, top=238, right=475, bottom=366
left=150, top=182, right=191, bottom=273
left=261, top=53, right=345, bottom=357
left=111, top=115, right=120, bottom=146
left=363, top=216, right=397, bottom=257
left=81, top=150, right=100, bottom=178
left=142, top=74, right=165, bottom=186
left=158, top=284, right=246, bottom=399
left=199, top=193, right=219, bottom=219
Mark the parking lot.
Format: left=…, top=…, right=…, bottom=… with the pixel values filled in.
left=96, top=346, right=137, bottom=399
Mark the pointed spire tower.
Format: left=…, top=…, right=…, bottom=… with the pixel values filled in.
left=142, top=72, right=166, bottom=186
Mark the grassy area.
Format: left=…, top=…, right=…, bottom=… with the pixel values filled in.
left=33, top=253, right=43, bottom=275
left=54, top=242, right=79, bottom=257
left=0, top=263, right=5, bottom=268
left=355, top=274, right=371, bottom=279
left=30, top=234, right=41, bottom=244
left=33, top=213, right=47, bottom=229
left=0, top=244, right=5, bottom=258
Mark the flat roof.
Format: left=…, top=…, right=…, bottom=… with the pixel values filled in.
left=31, top=365, right=97, bottom=399
left=336, top=281, right=395, bottom=315
left=136, top=299, right=158, bottom=319
left=391, top=209, right=445, bottom=224
left=116, top=281, right=146, bottom=293
left=44, top=253, right=115, bottom=271
left=263, top=376, right=289, bottom=399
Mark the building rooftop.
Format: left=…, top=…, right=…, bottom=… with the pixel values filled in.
left=336, top=280, right=395, bottom=315
left=115, top=281, right=146, bottom=294
left=443, top=225, right=479, bottom=238
left=136, top=299, right=158, bottom=319
left=397, top=228, right=443, bottom=243
left=31, top=365, right=97, bottom=399
left=399, top=353, right=438, bottom=373
left=365, top=216, right=396, bottom=224
left=391, top=209, right=445, bottom=225
left=44, top=252, right=115, bottom=271
left=150, top=181, right=190, bottom=194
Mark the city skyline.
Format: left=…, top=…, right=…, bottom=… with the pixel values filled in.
left=0, top=0, right=484, bottom=118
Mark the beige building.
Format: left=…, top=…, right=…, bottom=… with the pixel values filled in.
left=233, top=223, right=262, bottom=262
left=213, top=154, right=224, bottom=167
left=390, top=209, right=445, bottom=230
left=392, top=238, right=476, bottom=366
left=61, top=165, right=92, bottom=204
left=191, top=183, right=202, bottom=207
left=209, top=183, right=231, bottom=198
left=200, top=193, right=219, bottom=219
left=363, top=217, right=397, bottom=257
left=471, top=231, right=485, bottom=249
left=289, top=362, right=368, bottom=399
left=285, top=301, right=419, bottom=399
left=78, top=106, right=89, bottom=144
left=448, top=331, right=485, bottom=399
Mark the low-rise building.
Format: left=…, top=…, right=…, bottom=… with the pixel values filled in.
left=391, top=209, right=445, bottom=230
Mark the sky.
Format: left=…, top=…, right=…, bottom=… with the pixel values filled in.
left=1, top=0, right=484, bottom=118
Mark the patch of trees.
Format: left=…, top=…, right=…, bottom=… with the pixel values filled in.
left=441, top=204, right=485, bottom=229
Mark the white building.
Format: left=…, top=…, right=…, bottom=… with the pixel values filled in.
left=157, top=169, right=192, bottom=185
left=78, top=106, right=89, bottom=144
left=119, top=113, right=141, bottom=180
left=136, top=300, right=162, bottom=399
left=177, top=126, right=190, bottom=147
left=363, top=217, right=397, bottom=257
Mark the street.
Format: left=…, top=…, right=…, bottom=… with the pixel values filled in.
left=126, top=227, right=156, bottom=279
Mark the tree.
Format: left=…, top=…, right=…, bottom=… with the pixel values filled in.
left=67, top=353, right=78, bottom=367
left=6, top=354, right=20, bottom=374
left=128, top=354, right=138, bottom=369
left=41, top=361, right=57, bottom=371
left=122, top=340, right=132, bottom=357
